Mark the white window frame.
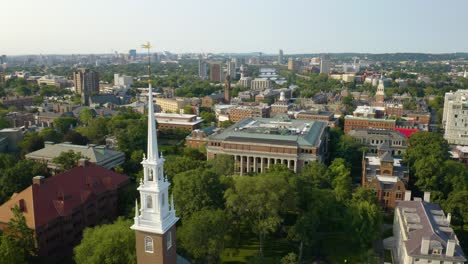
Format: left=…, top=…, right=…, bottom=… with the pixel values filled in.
left=145, top=236, right=154, bottom=253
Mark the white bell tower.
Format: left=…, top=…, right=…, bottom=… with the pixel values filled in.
left=131, top=42, right=178, bottom=264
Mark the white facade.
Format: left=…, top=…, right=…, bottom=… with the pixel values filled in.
left=443, top=89, right=468, bottom=145
left=251, top=78, right=271, bottom=90
left=131, top=84, right=178, bottom=235
left=114, top=74, right=133, bottom=88
left=227, top=61, right=236, bottom=79
left=198, top=59, right=207, bottom=80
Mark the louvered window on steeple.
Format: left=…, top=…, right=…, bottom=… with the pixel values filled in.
left=148, top=169, right=153, bottom=181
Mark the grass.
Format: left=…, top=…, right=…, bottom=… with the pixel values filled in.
left=221, top=233, right=367, bottom=264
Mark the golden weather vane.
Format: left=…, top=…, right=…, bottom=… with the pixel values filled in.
left=142, top=42, right=152, bottom=80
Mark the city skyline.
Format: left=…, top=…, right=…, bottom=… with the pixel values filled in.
left=3, top=0, right=468, bottom=55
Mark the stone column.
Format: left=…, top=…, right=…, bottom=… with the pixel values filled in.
left=247, top=156, right=250, bottom=173
left=261, top=157, right=265, bottom=173
left=240, top=155, right=244, bottom=176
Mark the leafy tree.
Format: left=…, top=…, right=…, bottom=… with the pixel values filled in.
left=404, top=132, right=449, bottom=166
left=76, top=117, right=108, bottom=144
left=18, top=132, right=44, bottom=155
left=39, top=127, right=62, bottom=143
left=183, top=105, right=195, bottom=114
left=351, top=187, right=378, bottom=204
left=348, top=200, right=382, bottom=249
left=173, top=168, right=224, bottom=219
left=0, top=234, right=27, bottom=264
left=0, top=206, right=36, bottom=262
left=178, top=209, right=230, bottom=263
left=329, top=128, right=361, bottom=176
left=63, top=130, right=89, bottom=145
left=0, top=116, right=10, bottom=129
left=444, top=191, right=468, bottom=229
left=74, top=218, right=136, bottom=264
left=413, top=155, right=442, bottom=191
left=52, top=150, right=85, bottom=172
left=200, top=111, right=216, bottom=125
left=164, top=156, right=204, bottom=182
left=0, top=160, right=48, bottom=204
left=298, top=161, right=329, bottom=188
left=225, top=169, right=294, bottom=256
left=54, top=117, right=78, bottom=134
left=79, top=107, right=94, bottom=124
left=206, top=154, right=235, bottom=177
left=328, top=158, right=352, bottom=202
left=220, top=120, right=234, bottom=128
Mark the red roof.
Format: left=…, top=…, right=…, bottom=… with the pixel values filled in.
left=394, top=128, right=419, bottom=138
left=0, top=163, right=129, bottom=229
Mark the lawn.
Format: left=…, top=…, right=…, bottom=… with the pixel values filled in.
left=221, top=233, right=368, bottom=263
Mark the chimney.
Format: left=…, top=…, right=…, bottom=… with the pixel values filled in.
left=421, top=237, right=430, bottom=255
left=404, top=190, right=412, bottom=201
left=78, top=158, right=89, bottom=167
left=447, top=213, right=452, bottom=225
left=32, top=175, right=45, bottom=185
left=423, top=192, right=431, bottom=203
left=446, top=239, right=456, bottom=257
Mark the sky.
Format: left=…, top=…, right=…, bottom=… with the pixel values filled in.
left=2, top=0, right=468, bottom=55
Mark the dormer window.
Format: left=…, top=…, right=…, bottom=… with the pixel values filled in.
left=432, top=248, right=442, bottom=255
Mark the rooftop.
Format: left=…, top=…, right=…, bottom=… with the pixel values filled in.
left=396, top=200, right=466, bottom=262
left=209, top=116, right=327, bottom=147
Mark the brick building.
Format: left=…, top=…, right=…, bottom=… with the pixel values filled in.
left=228, top=104, right=270, bottom=123
left=362, top=152, right=409, bottom=209
left=0, top=96, right=35, bottom=110
left=0, top=162, right=129, bottom=263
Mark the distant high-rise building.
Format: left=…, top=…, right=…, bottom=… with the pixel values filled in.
left=73, top=68, right=99, bottom=106
left=227, top=61, right=236, bottom=80
left=231, top=57, right=240, bottom=71
left=129, top=49, right=137, bottom=60
left=0, top=55, right=6, bottom=64
left=320, top=55, right=331, bottom=74
left=210, top=63, right=223, bottom=82
left=278, top=49, right=284, bottom=64
left=224, top=75, right=231, bottom=103
left=443, top=89, right=468, bottom=145
left=198, top=58, right=207, bottom=80
left=288, top=58, right=298, bottom=72
left=114, top=74, right=133, bottom=88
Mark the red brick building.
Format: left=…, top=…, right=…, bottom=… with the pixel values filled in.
left=0, top=161, right=129, bottom=263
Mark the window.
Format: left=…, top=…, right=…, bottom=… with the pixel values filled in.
left=146, top=196, right=153, bottom=209
left=145, top=236, right=154, bottom=253
left=167, top=231, right=172, bottom=250
left=148, top=170, right=153, bottom=181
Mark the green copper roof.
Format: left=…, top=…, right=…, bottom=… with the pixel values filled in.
left=209, top=116, right=326, bottom=147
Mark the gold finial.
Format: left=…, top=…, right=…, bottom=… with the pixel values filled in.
left=142, top=42, right=151, bottom=50
left=142, top=42, right=152, bottom=80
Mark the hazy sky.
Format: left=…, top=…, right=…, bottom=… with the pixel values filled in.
left=2, top=0, right=468, bottom=55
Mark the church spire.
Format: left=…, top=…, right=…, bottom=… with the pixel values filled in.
left=147, top=83, right=158, bottom=161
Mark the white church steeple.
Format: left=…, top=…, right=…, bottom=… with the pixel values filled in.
left=131, top=42, right=178, bottom=246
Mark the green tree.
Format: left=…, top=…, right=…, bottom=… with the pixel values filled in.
left=200, top=111, right=216, bottom=125
left=76, top=117, right=108, bottom=144
left=178, top=209, right=229, bottom=263
left=173, top=168, right=224, bottom=220
left=0, top=117, right=9, bottom=129
left=54, top=117, right=78, bottom=134
left=0, top=206, right=36, bottom=263
left=183, top=105, right=195, bottom=114
left=79, top=107, right=94, bottom=124
left=348, top=200, right=382, bottom=250
left=298, top=161, right=329, bottom=188
left=39, top=127, right=62, bottom=143
left=220, top=120, right=234, bottom=128
left=444, top=191, right=468, bottom=229
left=328, top=158, right=352, bottom=201
left=0, top=234, right=27, bottom=264
left=18, top=132, right=44, bottom=155
left=225, top=170, right=294, bottom=256
left=52, top=150, right=85, bottom=172
left=164, top=156, right=204, bottom=182
left=74, top=218, right=136, bottom=264
left=0, top=160, right=48, bottom=204
left=63, top=130, right=89, bottom=145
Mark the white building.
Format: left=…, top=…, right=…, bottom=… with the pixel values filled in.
left=443, top=89, right=468, bottom=145
left=198, top=58, right=207, bottom=80
left=114, top=74, right=133, bottom=88
left=227, top=61, right=236, bottom=78
left=320, top=56, right=331, bottom=74
left=393, top=192, right=466, bottom=264
left=251, top=78, right=271, bottom=90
